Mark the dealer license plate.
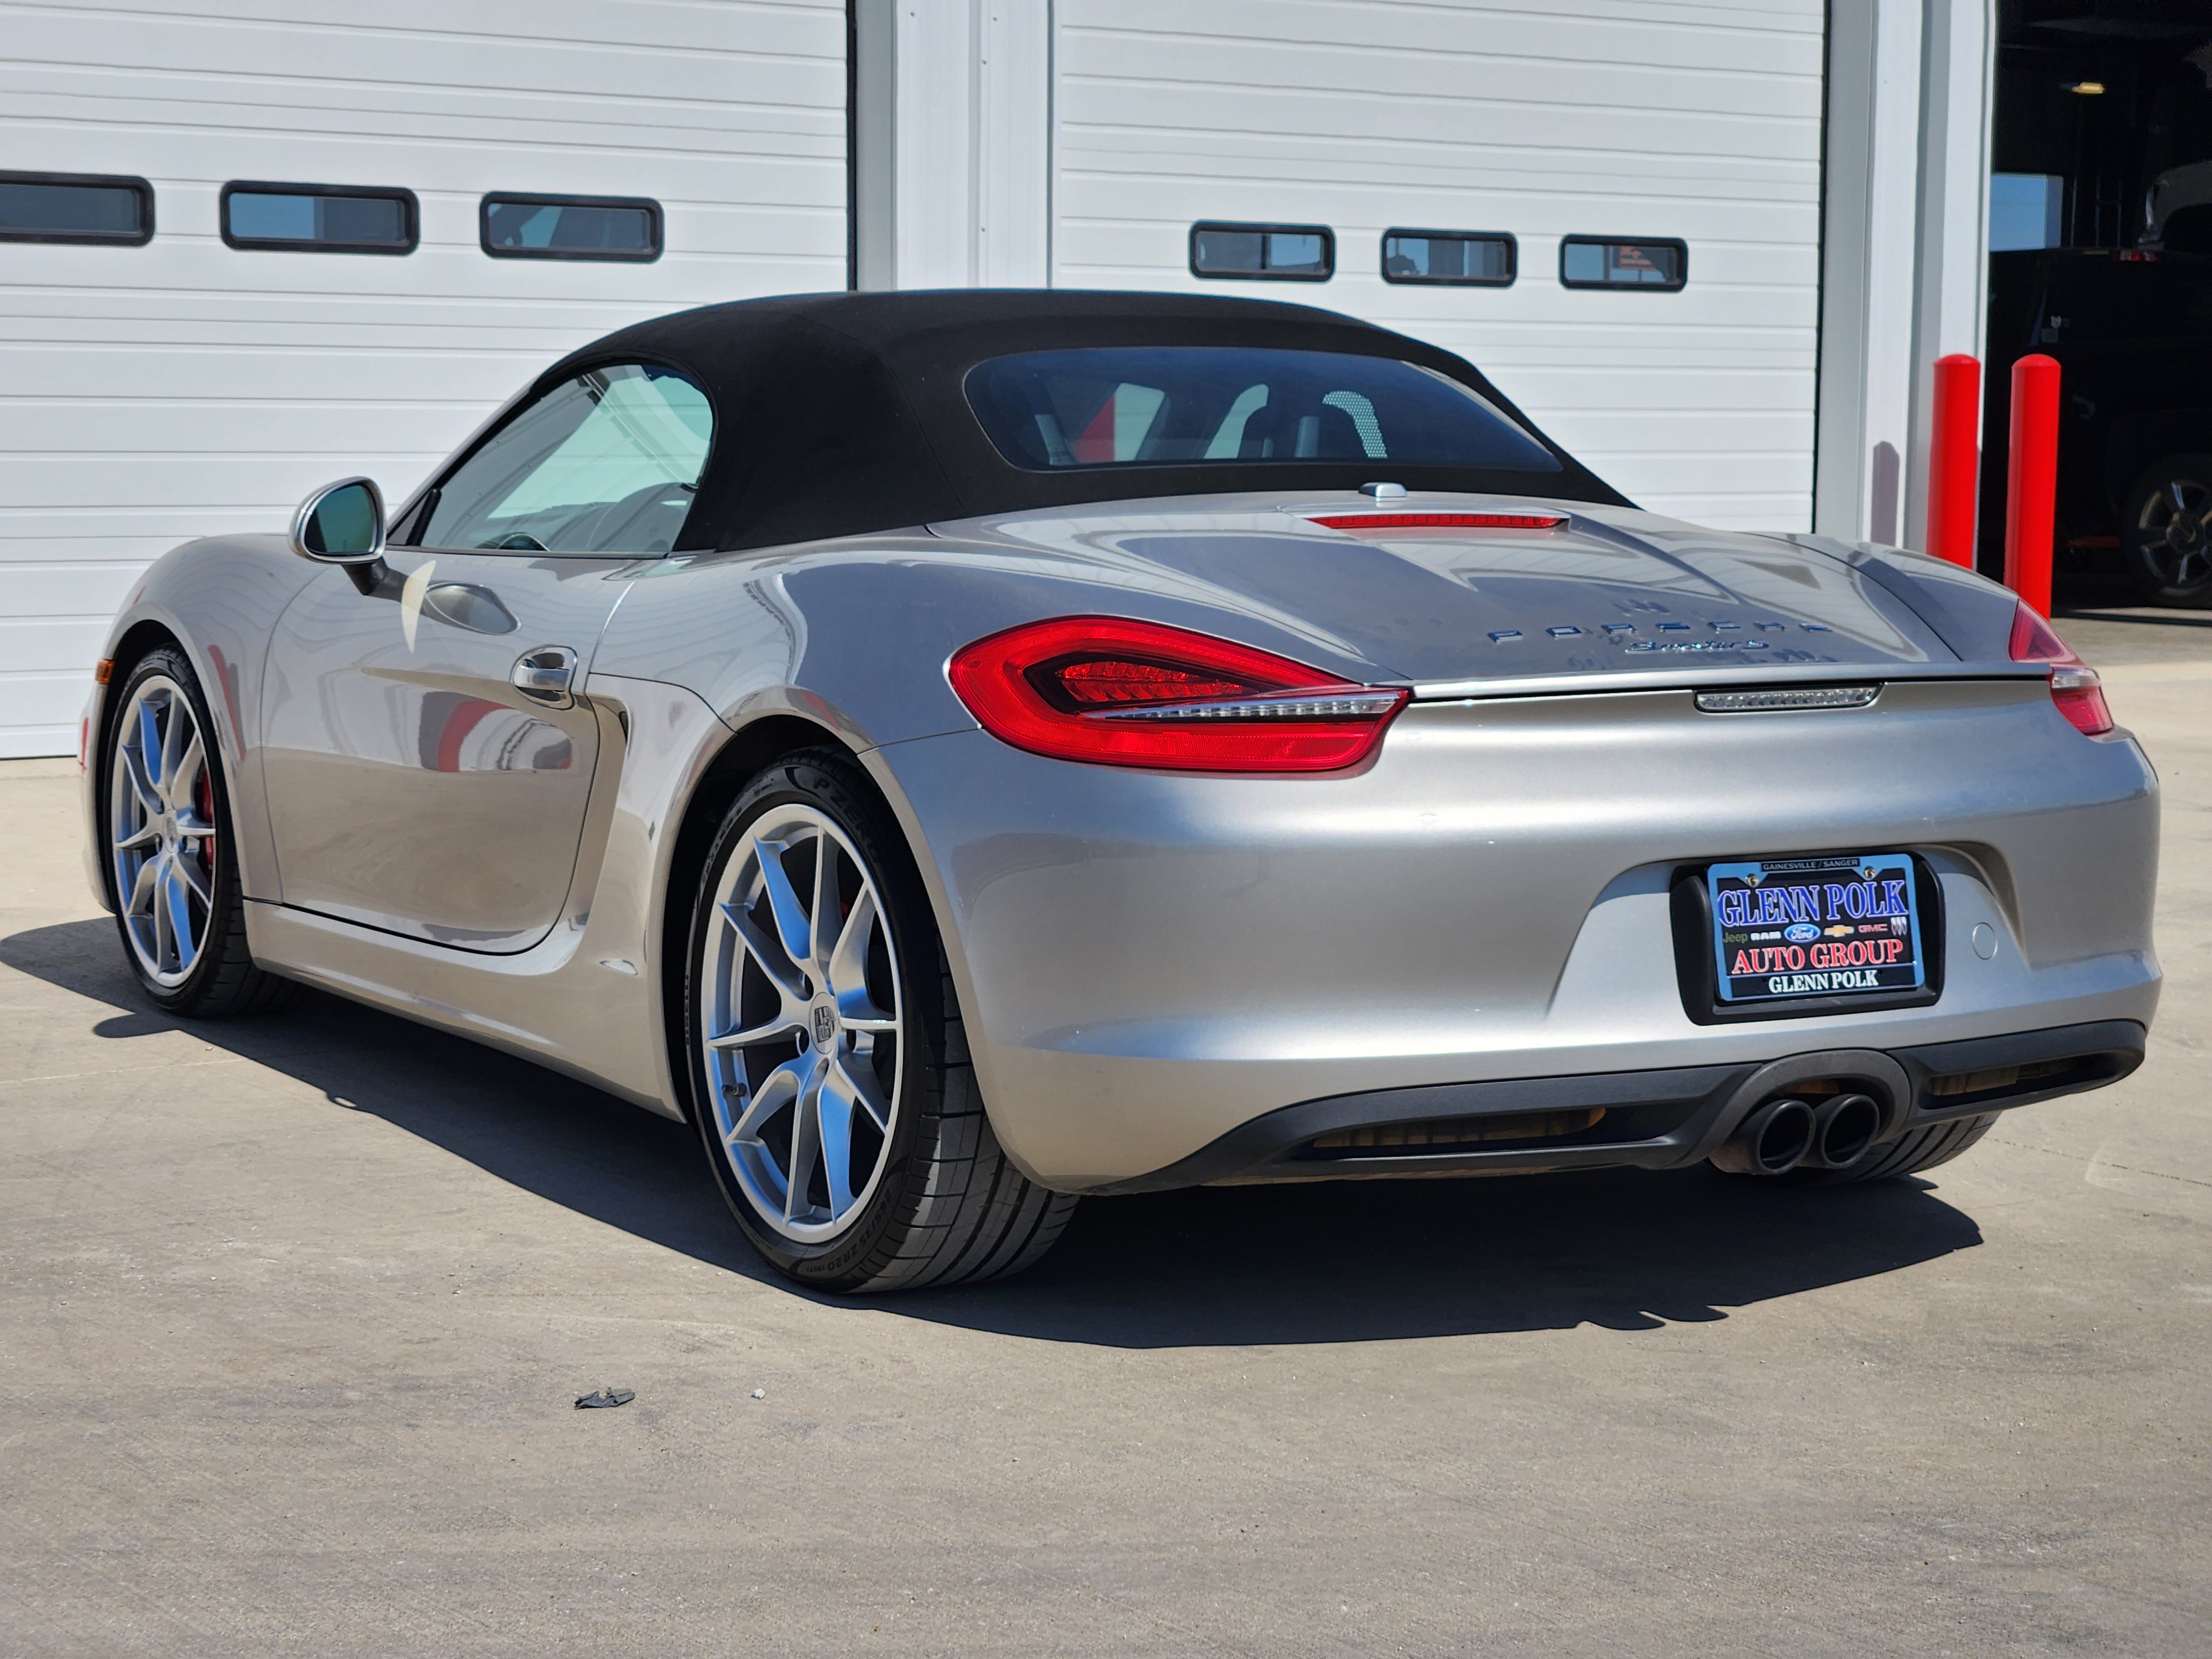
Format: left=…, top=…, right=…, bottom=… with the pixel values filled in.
left=1708, top=852, right=1925, bottom=1005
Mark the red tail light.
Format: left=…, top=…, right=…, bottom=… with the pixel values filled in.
left=948, top=616, right=1408, bottom=773
left=1308, top=511, right=1566, bottom=532
left=2008, top=602, right=2112, bottom=736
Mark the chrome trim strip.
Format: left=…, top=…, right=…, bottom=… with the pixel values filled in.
left=1408, top=662, right=2049, bottom=702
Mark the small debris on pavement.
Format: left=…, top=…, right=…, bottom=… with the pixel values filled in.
left=752, top=1389, right=765, bottom=1399
left=575, top=1388, right=635, bottom=1410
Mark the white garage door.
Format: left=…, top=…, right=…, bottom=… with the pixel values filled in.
left=1053, top=0, right=1825, bottom=534
left=0, top=0, right=847, bottom=757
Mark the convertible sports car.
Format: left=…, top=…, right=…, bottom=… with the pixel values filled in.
left=82, top=290, right=2159, bottom=1292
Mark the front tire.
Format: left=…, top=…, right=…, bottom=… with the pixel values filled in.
left=683, top=749, right=1076, bottom=1293
left=103, top=645, right=292, bottom=1017
left=2120, top=453, right=2212, bottom=607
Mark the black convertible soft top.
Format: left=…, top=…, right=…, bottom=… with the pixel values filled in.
left=519, top=289, right=1630, bottom=554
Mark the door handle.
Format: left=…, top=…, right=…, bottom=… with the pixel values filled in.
left=510, top=645, right=579, bottom=707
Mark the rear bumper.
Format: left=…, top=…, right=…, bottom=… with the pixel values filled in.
left=874, top=679, right=2160, bottom=1192
left=1093, top=1019, right=2146, bottom=1192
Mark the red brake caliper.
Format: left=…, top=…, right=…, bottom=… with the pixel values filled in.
left=194, top=768, right=217, bottom=888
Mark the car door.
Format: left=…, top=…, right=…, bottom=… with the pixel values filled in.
left=260, top=361, right=713, bottom=950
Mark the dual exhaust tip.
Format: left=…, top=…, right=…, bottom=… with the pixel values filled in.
left=1710, top=1091, right=1884, bottom=1177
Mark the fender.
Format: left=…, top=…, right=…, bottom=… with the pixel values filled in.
left=84, top=535, right=321, bottom=909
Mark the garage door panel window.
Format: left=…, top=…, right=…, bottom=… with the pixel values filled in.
left=221, top=182, right=418, bottom=254
left=419, top=364, right=712, bottom=555
left=967, top=347, right=1559, bottom=472
left=0, top=170, right=154, bottom=246
left=482, top=193, right=663, bottom=262
left=1383, top=230, right=1515, bottom=286
left=1560, top=237, right=1687, bottom=290
left=1190, top=222, right=1334, bottom=281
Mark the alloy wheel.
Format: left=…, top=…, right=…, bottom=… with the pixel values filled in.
left=2136, top=474, right=2212, bottom=592
left=110, top=674, right=216, bottom=989
left=697, top=806, right=904, bottom=1243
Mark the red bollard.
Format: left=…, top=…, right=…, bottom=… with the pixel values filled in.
left=1925, top=354, right=1981, bottom=566
left=2004, top=353, right=2061, bottom=616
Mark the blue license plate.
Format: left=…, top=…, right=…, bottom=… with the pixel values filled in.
left=1709, top=853, right=1925, bottom=1005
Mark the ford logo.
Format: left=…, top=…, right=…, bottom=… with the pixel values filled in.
left=1783, top=922, right=1820, bottom=943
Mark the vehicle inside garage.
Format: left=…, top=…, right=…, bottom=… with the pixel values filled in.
left=1983, top=0, right=2212, bottom=606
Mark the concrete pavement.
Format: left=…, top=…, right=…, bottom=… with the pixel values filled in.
left=1, top=609, right=2206, bottom=1656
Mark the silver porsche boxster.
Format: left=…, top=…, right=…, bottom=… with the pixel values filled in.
left=82, top=291, right=2159, bottom=1292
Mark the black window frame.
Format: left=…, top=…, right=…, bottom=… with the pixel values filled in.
left=1558, top=234, right=1688, bottom=292
left=479, top=191, right=664, bottom=263
left=1188, top=220, right=1335, bottom=283
left=220, top=180, right=419, bottom=255
left=0, top=170, right=154, bottom=246
left=1380, top=227, right=1517, bottom=288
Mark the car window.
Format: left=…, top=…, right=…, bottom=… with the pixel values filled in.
left=966, top=347, right=1560, bottom=472
left=420, top=363, right=712, bottom=554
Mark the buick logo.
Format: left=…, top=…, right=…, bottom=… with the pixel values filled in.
left=812, top=1004, right=837, bottom=1045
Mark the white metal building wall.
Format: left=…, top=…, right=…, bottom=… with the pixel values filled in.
left=0, top=0, right=847, bottom=757
left=1051, top=0, right=1828, bottom=534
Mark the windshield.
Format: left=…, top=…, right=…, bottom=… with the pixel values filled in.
left=965, top=347, right=1561, bottom=474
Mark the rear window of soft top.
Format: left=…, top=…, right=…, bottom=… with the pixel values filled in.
left=964, top=346, right=1561, bottom=473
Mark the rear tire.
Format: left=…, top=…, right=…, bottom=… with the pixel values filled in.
left=102, top=645, right=293, bottom=1018
left=1781, top=1112, right=1999, bottom=1186
left=2120, top=453, right=2212, bottom=607
left=682, top=748, right=1076, bottom=1293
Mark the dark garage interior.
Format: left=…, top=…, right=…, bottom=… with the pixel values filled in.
left=1983, top=0, right=2212, bottom=605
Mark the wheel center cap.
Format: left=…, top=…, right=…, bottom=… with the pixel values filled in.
left=2172, top=516, right=2203, bottom=551
left=811, top=1001, right=838, bottom=1046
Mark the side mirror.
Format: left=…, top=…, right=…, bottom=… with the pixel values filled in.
left=289, top=477, right=389, bottom=595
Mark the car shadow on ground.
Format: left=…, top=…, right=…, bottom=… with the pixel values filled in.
left=6, top=916, right=1984, bottom=1348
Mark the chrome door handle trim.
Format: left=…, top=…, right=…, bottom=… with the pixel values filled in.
left=511, top=645, right=579, bottom=707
